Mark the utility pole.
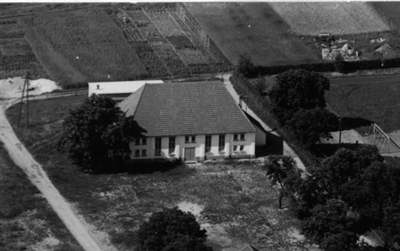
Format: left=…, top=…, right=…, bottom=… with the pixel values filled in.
left=338, top=117, right=342, bottom=150
left=17, top=72, right=30, bottom=128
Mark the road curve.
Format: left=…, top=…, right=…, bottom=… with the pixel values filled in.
left=0, top=99, right=105, bottom=251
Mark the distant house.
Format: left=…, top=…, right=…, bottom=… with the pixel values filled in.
left=118, top=81, right=257, bottom=162
left=88, top=80, right=164, bottom=102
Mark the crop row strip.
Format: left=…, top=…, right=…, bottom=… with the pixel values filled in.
left=141, top=8, right=190, bottom=76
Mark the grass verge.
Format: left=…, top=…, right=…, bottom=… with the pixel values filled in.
left=326, top=77, right=400, bottom=133
left=6, top=95, right=302, bottom=250
left=0, top=142, right=83, bottom=251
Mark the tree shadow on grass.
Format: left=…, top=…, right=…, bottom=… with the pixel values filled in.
left=312, top=143, right=361, bottom=158
left=334, top=117, right=373, bottom=131
left=86, top=159, right=186, bottom=176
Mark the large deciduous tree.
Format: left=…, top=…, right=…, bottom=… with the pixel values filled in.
left=268, top=69, right=330, bottom=125
left=58, top=94, right=145, bottom=170
left=287, top=108, right=338, bottom=148
left=262, top=155, right=302, bottom=209
left=136, top=207, right=212, bottom=251
left=267, top=69, right=335, bottom=149
left=295, top=145, right=400, bottom=250
left=301, top=200, right=362, bottom=251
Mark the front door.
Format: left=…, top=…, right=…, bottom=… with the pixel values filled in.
left=185, top=148, right=195, bottom=161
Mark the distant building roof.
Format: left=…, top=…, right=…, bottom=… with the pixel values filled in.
left=118, top=81, right=257, bottom=137
left=88, top=80, right=163, bottom=95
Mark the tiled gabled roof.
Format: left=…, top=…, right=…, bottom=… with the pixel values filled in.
left=118, top=81, right=256, bottom=137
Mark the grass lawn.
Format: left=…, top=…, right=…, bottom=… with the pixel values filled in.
left=6, top=96, right=302, bottom=250
left=326, top=77, right=400, bottom=133
left=0, top=143, right=83, bottom=251
left=185, top=2, right=319, bottom=67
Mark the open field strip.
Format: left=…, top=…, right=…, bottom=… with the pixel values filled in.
left=371, top=2, right=400, bottom=30
left=269, top=2, right=390, bottom=35
left=22, top=8, right=148, bottom=85
left=326, top=75, right=400, bottom=134
left=185, top=2, right=319, bottom=66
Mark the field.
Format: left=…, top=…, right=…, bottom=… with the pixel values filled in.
left=326, top=75, right=400, bottom=134
left=0, top=143, right=83, bottom=251
left=6, top=96, right=303, bottom=251
left=108, top=4, right=232, bottom=77
left=370, top=2, right=400, bottom=31
left=0, top=18, right=48, bottom=80
left=22, top=8, right=149, bottom=85
left=185, top=2, right=320, bottom=67
left=0, top=4, right=232, bottom=85
left=270, top=2, right=390, bottom=36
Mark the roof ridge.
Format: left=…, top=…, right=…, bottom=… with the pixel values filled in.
left=131, top=83, right=147, bottom=118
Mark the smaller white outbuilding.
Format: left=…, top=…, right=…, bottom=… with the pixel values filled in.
left=88, top=80, right=164, bottom=101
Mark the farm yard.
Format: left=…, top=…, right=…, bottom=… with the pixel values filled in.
left=5, top=95, right=304, bottom=251
left=269, top=2, right=390, bottom=36
left=185, top=2, right=320, bottom=67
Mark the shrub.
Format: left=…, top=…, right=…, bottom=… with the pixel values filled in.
left=136, top=207, right=212, bottom=251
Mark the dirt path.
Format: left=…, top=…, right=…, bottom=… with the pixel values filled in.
left=0, top=99, right=105, bottom=251
left=219, top=73, right=306, bottom=171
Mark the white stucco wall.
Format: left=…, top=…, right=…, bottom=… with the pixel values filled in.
left=129, top=133, right=256, bottom=161
left=88, top=80, right=163, bottom=97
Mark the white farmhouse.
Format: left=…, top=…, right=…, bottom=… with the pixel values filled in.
left=88, top=80, right=163, bottom=101
left=118, top=81, right=258, bottom=162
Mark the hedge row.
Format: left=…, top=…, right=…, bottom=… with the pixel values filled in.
left=257, top=57, right=400, bottom=75
left=230, top=72, right=319, bottom=169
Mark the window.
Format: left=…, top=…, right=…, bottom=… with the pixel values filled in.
left=205, top=135, right=211, bottom=153
left=233, top=145, right=238, bottom=152
left=169, top=137, right=175, bottom=154
left=135, top=138, right=146, bottom=145
left=240, top=134, right=245, bottom=141
left=155, top=137, right=162, bottom=156
left=219, top=135, right=225, bottom=152
left=134, top=138, right=140, bottom=145
left=134, top=149, right=140, bottom=157
left=141, top=149, right=147, bottom=156
left=240, top=145, right=244, bottom=151
left=233, top=134, right=238, bottom=141
left=185, top=136, right=196, bottom=143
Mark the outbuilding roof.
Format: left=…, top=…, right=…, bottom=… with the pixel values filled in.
left=118, top=81, right=256, bottom=137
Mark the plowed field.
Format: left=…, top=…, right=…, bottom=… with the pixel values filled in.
left=270, top=2, right=390, bottom=35
left=185, top=2, right=319, bottom=66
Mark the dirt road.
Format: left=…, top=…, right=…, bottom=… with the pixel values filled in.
left=0, top=98, right=107, bottom=251
left=219, top=73, right=306, bottom=171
